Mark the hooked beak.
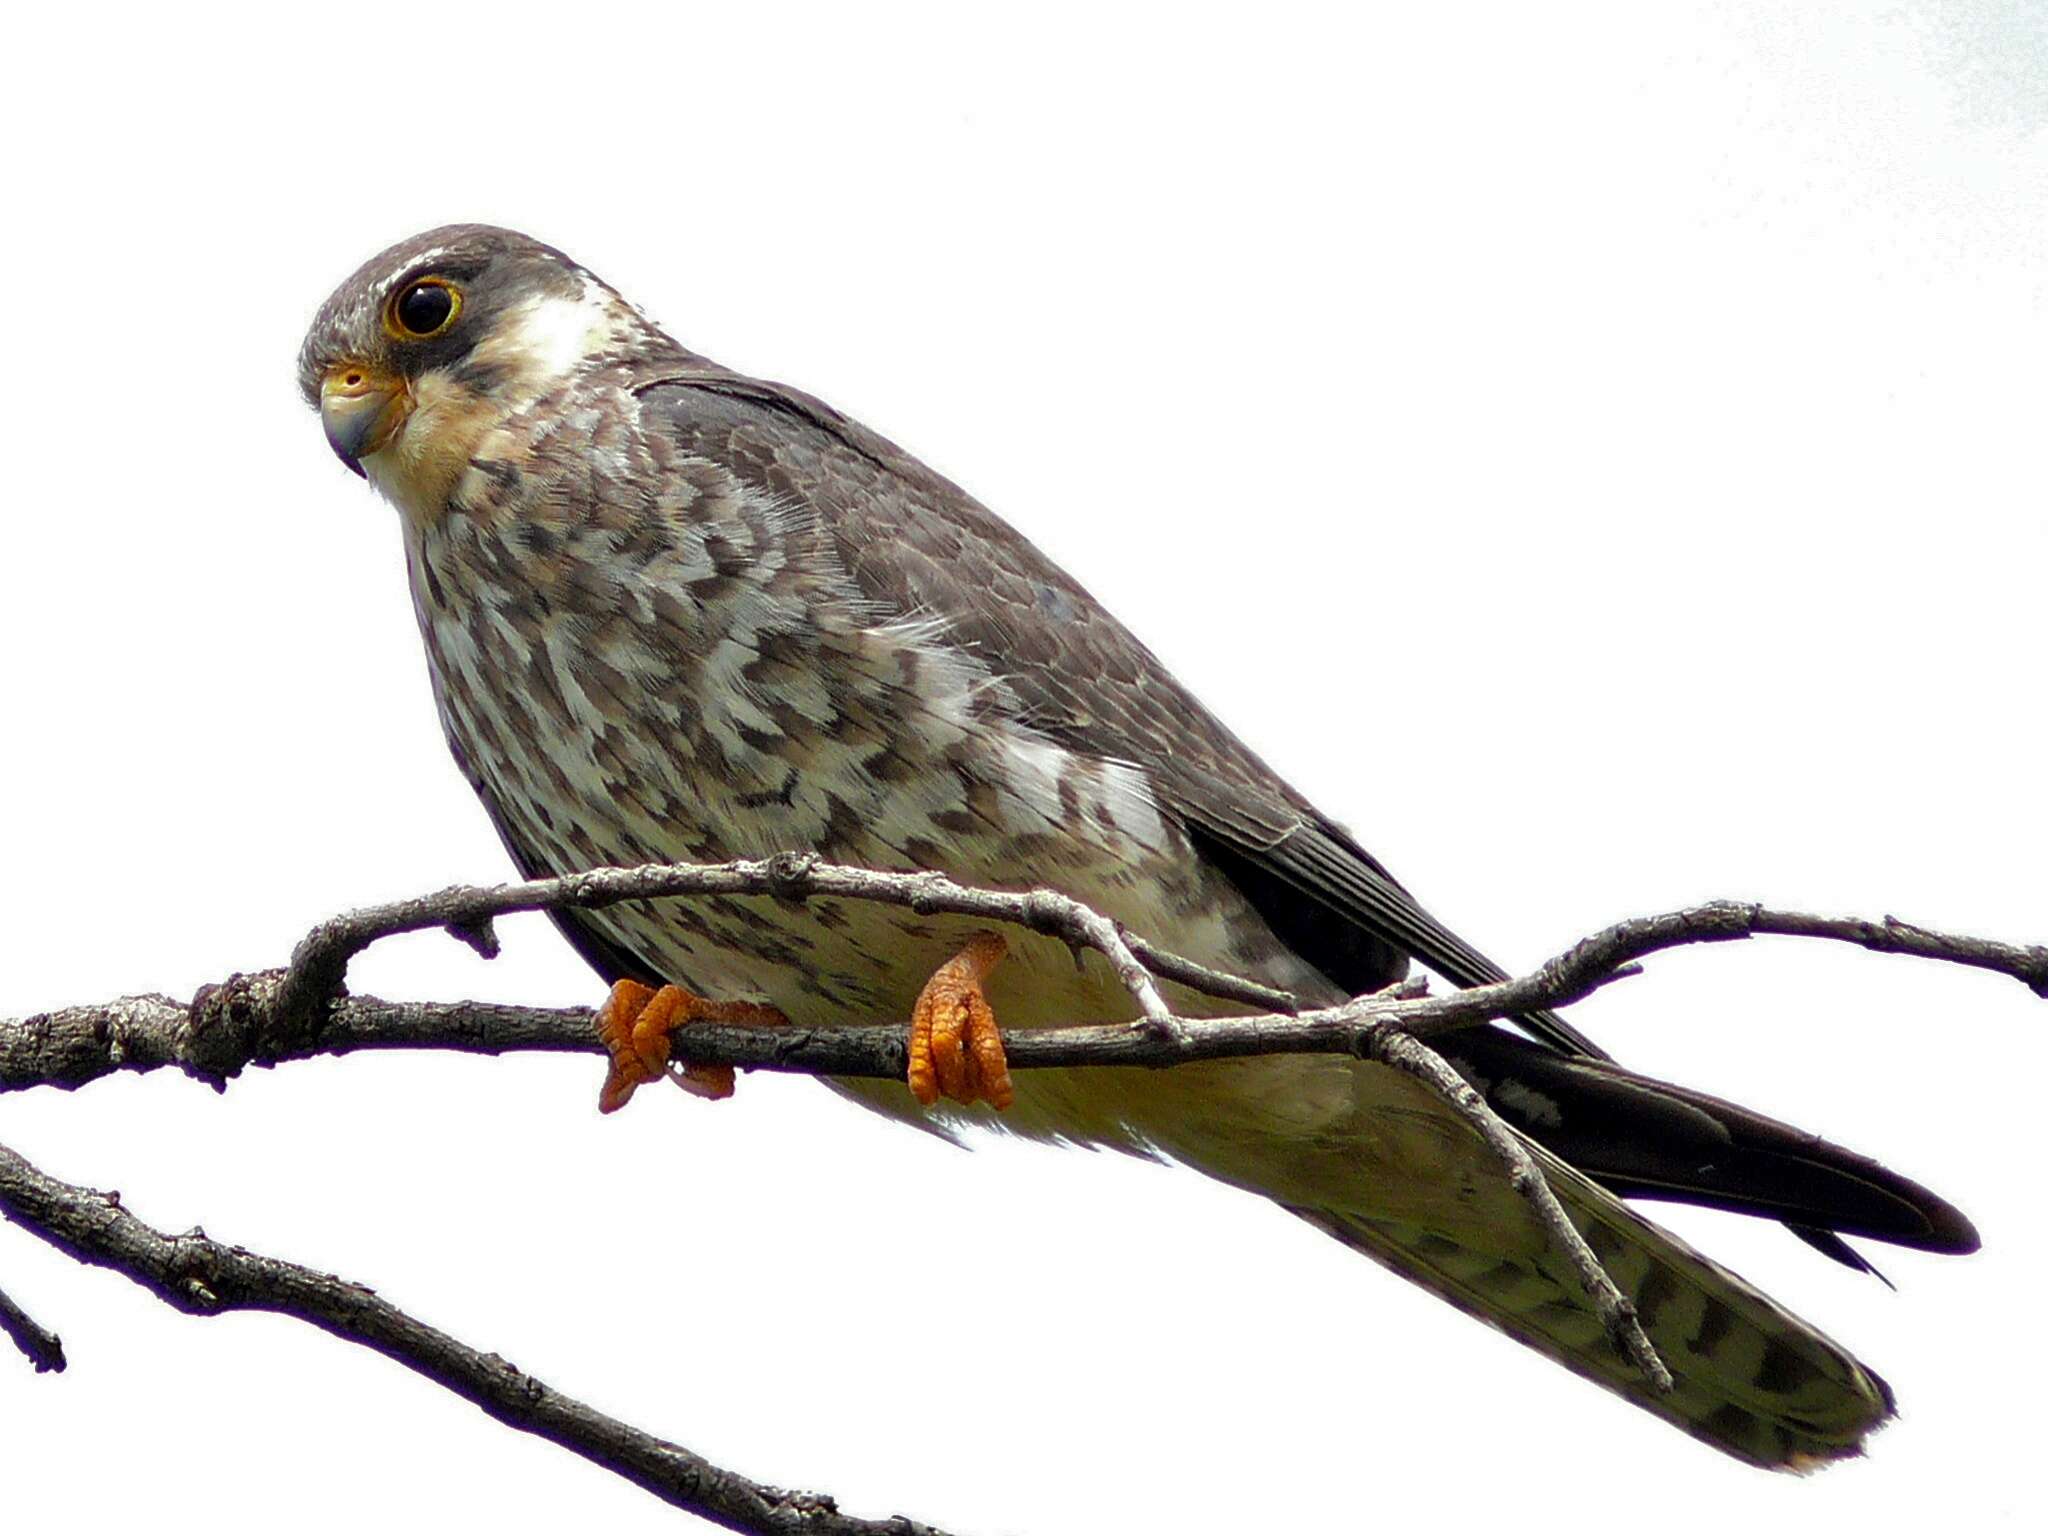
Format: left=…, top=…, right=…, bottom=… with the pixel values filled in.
left=319, top=363, right=411, bottom=477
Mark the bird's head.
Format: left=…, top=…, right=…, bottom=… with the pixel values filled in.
left=298, top=224, right=645, bottom=505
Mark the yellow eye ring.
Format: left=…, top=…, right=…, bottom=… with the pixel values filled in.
left=387, top=277, right=462, bottom=340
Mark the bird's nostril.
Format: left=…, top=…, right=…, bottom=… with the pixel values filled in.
left=344, top=371, right=364, bottom=388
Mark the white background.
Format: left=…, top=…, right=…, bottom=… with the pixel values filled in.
left=1, top=4, right=2041, bottom=1532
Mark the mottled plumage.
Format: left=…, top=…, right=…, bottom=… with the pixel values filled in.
left=301, top=225, right=1975, bottom=1468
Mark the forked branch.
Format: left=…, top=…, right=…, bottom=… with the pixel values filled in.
left=3, top=856, right=2045, bottom=1529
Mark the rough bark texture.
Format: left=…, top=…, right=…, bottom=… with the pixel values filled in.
left=0, top=1277, right=65, bottom=1373
left=0, top=1141, right=951, bottom=1536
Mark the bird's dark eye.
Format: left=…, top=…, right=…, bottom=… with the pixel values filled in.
left=391, top=279, right=460, bottom=339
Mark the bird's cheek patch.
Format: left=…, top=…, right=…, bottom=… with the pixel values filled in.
left=363, top=370, right=504, bottom=521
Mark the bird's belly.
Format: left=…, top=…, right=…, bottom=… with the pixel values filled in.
left=476, top=721, right=1322, bottom=1030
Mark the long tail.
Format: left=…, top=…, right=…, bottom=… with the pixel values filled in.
left=1085, top=1050, right=1920, bottom=1469
left=842, top=1016, right=1963, bottom=1466
left=1289, top=1144, right=1894, bottom=1469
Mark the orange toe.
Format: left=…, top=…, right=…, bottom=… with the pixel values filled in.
left=594, top=979, right=786, bottom=1113
left=597, top=979, right=660, bottom=1114
left=907, top=932, right=1013, bottom=1111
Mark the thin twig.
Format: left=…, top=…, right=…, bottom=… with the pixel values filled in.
left=1360, top=1025, right=1672, bottom=1392
left=274, top=855, right=1184, bottom=1034
left=1122, top=931, right=1299, bottom=1012
left=1530, top=902, right=2048, bottom=1001
left=0, top=1277, right=66, bottom=1373
left=0, top=1139, right=950, bottom=1536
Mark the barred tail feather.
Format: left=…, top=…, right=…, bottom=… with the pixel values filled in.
left=855, top=1048, right=1909, bottom=1467
left=1288, top=1146, right=1895, bottom=1470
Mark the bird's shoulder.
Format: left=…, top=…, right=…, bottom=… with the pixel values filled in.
left=629, top=365, right=1312, bottom=836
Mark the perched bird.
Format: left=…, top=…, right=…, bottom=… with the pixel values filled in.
left=300, top=224, right=1976, bottom=1470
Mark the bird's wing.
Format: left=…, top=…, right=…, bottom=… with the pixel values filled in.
left=631, top=370, right=1597, bottom=1048
left=628, top=369, right=1976, bottom=1258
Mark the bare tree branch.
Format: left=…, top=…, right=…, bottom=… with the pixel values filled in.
left=273, top=853, right=1194, bottom=1037
left=7, top=868, right=2040, bottom=1100
left=0, top=1276, right=66, bottom=1373
left=0, top=1139, right=951, bottom=1536
left=3, top=858, right=2044, bottom=1526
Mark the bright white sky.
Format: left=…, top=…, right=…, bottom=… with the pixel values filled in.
left=1, top=4, right=2042, bottom=1532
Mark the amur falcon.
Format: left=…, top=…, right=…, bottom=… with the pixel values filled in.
left=299, top=224, right=1977, bottom=1469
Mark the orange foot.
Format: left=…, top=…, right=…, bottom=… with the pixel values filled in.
left=595, top=979, right=788, bottom=1114
left=907, top=931, right=1013, bottom=1110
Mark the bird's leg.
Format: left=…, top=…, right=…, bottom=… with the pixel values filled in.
left=907, top=931, right=1013, bottom=1110
left=594, top=979, right=788, bottom=1114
